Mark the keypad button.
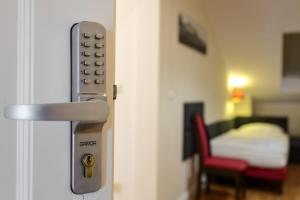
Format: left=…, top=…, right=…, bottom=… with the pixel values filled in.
left=83, top=33, right=92, bottom=38
left=82, top=51, right=91, bottom=57
left=83, top=69, right=91, bottom=75
left=82, top=42, right=91, bottom=48
left=95, top=70, right=104, bottom=75
left=95, top=61, right=104, bottom=66
left=83, top=79, right=91, bottom=84
left=95, top=79, right=104, bottom=84
left=95, top=33, right=104, bottom=40
left=95, top=43, right=104, bottom=49
left=82, top=60, right=91, bottom=66
left=95, top=52, right=104, bottom=57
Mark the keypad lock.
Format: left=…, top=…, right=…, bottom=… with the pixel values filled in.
left=71, top=21, right=107, bottom=194
left=3, top=21, right=109, bottom=195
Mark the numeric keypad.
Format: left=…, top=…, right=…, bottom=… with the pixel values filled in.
left=80, top=31, right=106, bottom=90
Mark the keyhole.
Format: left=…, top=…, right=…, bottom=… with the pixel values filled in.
left=86, top=155, right=93, bottom=165
left=82, top=154, right=96, bottom=178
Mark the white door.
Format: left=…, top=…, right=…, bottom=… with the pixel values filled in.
left=0, top=0, right=115, bottom=200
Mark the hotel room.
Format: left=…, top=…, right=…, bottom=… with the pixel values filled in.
left=2, top=0, right=300, bottom=199
left=114, top=0, right=300, bottom=200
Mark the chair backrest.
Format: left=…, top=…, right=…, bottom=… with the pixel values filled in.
left=194, top=114, right=210, bottom=163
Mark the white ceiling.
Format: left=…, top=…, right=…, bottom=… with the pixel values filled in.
left=204, top=0, right=300, bottom=101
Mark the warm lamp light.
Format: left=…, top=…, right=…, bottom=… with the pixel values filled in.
left=228, top=75, right=249, bottom=89
left=231, top=88, right=245, bottom=103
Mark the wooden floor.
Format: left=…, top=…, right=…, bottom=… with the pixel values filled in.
left=200, top=165, right=300, bottom=200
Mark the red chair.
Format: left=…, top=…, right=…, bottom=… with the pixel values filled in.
left=194, top=115, right=248, bottom=200
left=245, top=166, right=288, bottom=194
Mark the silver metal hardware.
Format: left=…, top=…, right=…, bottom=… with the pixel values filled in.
left=83, top=33, right=92, bottom=38
left=95, top=61, right=104, bottom=66
left=71, top=21, right=107, bottom=194
left=95, top=70, right=104, bottom=75
left=95, top=52, right=104, bottom=58
left=4, top=21, right=108, bottom=195
left=83, top=69, right=91, bottom=75
left=4, top=100, right=108, bottom=122
left=83, top=51, right=91, bottom=57
left=95, top=33, right=104, bottom=39
left=95, top=43, right=104, bottom=49
left=83, top=60, right=91, bottom=66
left=82, top=42, right=91, bottom=48
left=83, top=79, right=91, bottom=84
left=95, top=79, right=104, bottom=84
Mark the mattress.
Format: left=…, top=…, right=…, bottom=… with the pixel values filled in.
left=210, top=123, right=289, bottom=168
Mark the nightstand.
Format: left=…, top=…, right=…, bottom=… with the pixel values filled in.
left=289, top=136, right=300, bottom=164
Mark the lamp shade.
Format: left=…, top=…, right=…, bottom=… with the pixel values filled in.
left=231, top=88, right=245, bottom=103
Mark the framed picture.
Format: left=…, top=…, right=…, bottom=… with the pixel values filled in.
left=179, top=14, right=207, bottom=54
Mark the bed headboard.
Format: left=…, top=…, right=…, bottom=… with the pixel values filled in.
left=207, top=119, right=235, bottom=139
left=206, top=116, right=289, bottom=138
left=235, top=116, right=289, bottom=133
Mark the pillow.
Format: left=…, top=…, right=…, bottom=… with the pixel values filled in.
left=238, top=123, right=284, bottom=136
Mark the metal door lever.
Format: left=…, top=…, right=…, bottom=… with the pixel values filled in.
left=4, top=100, right=109, bottom=122
left=3, top=21, right=110, bottom=194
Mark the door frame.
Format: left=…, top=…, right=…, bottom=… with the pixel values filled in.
left=16, top=0, right=34, bottom=199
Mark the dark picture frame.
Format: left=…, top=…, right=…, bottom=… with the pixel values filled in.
left=179, top=14, right=207, bottom=54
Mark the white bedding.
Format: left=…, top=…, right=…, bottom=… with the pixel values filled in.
left=210, top=123, right=289, bottom=168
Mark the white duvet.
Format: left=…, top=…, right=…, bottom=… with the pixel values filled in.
left=210, top=123, right=289, bottom=168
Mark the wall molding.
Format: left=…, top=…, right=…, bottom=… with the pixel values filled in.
left=16, top=0, right=34, bottom=199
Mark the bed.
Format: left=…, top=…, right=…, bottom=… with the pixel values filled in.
left=211, top=123, right=289, bottom=168
left=209, top=118, right=289, bottom=193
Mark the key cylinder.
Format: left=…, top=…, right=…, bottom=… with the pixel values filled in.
left=82, top=154, right=96, bottom=178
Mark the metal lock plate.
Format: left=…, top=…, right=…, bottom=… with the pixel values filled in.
left=71, top=21, right=107, bottom=194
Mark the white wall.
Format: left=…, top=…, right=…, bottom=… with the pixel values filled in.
left=158, top=0, right=228, bottom=199
left=234, top=94, right=253, bottom=116
left=254, top=101, right=300, bottom=136
left=115, top=0, right=231, bottom=199
left=114, top=0, right=160, bottom=200
left=204, top=0, right=300, bottom=100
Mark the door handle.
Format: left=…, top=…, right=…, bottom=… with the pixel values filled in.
left=3, top=21, right=109, bottom=194
left=4, top=100, right=109, bottom=122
